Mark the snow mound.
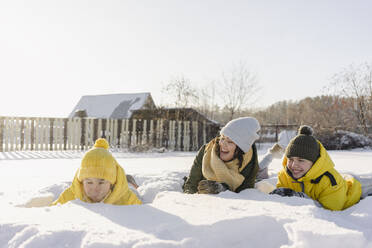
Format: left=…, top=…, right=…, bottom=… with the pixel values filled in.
left=318, top=130, right=372, bottom=150
left=1, top=150, right=372, bottom=247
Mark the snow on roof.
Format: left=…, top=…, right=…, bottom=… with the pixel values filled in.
left=69, top=93, right=154, bottom=119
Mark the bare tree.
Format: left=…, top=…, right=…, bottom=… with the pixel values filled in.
left=196, top=80, right=219, bottom=120
left=252, top=95, right=359, bottom=132
left=326, top=63, right=372, bottom=135
left=162, top=75, right=198, bottom=108
left=218, top=62, right=261, bottom=121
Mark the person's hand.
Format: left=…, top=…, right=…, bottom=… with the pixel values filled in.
left=126, top=174, right=139, bottom=189
left=270, top=188, right=307, bottom=198
left=197, top=180, right=227, bottom=194
left=278, top=130, right=296, bottom=149
left=269, top=143, right=285, bottom=159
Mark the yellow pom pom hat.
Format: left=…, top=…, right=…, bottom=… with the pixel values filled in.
left=77, top=138, right=117, bottom=184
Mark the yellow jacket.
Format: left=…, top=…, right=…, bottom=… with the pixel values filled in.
left=277, top=142, right=361, bottom=211
left=51, top=162, right=142, bottom=206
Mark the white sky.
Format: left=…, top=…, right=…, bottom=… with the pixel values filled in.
left=1, top=0, right=372, bottom=117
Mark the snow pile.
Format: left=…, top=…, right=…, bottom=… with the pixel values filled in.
left=337, top=130, right=372, bottom=148
left=1, top=149, right=372, bottom=247
left=317, top=130, right=372, bottom=150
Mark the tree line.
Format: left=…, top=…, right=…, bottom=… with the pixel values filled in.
left=161, top=62, right=372, bottom=136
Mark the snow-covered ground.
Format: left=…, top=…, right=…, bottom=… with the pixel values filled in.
left=1, top=146, right=372, bottom=248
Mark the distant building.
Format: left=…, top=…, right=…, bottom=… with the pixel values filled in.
left=69, top=93, right=156, bottom=119
left=69, top=94, right=220, bottom=138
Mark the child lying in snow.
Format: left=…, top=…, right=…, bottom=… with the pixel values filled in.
left=51, top=138, right=141, bottom=206
left=270, top=125, right=372, bottom=211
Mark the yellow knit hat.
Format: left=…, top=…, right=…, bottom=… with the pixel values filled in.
left=77, top=138, right=117, bottom=184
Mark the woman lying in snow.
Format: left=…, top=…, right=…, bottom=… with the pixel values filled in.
left=270, top=125, right=372, bottom=211
left=51, top=138, right=141, bottom=206
left=182, top=117, right=289, bottom=194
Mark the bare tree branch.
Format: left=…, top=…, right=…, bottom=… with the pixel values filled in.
left=162, top=75, right=198, bottom=108
left=326, top=63, right=372, bottom=135
left=218, top=62, right=261, bottom=120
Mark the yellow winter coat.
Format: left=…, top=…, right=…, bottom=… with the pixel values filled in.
left=277, top=142, right=361, bottom=211
left=51, top=162, right=142, bottom=206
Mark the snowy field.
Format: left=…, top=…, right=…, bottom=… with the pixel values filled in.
left=1, top=146, right=372, bottom=248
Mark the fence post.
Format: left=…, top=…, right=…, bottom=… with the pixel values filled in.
left=76, top=118, right=82, bottom=150
left=31, top=119, right=35, bottom=151
left=154, top=119, right=159, bottom=147
left=132, top=119, right=137, bottom=147
left=178, top=121, right=182, bottom=151
left=49, top=118, right=54, bottom=151
left=275, top=124, right=279, bottom=142
left=203, top=120, right=207, bottom=146
left=142, top=119, right=147, bottom=146
left=113, top=119, right=118, bottom=148
left=0, top=117, right=3, bottom=152
left=184, top=121, right=190, bottom=151
left=137, top=119, right=142, bottom=145
left=168, top=120, right=175, bottom=150
left=123, top=119, right=130, bottom=148
left=192, top=121, right=198, bottom=151
left=117, top=119, right=122, bottom=148
left=63, top=119, right=68, bottom=150
left=66, top=119, right=72, bottom=150
left=37, top=118, right=43, bottom=151
left=24, top=119, right=30, bottom=150
left=35, top=118, right=41, bottom=151
left=54, top=118, right=62, bottom=151
left=158, top=119, right=163, bottom=148
left=20, top=118, right=25, bottom=150
left=80, top=117, right=86, bottom=150
left=163, top=119, right=168, bottom=149
left=150, top=119, right=155, bottom=148
left=106, top=119, right=112, bottom=144
left=101, top=119, right=106, bottom=139
left=9, top=118, right=15, bottom=151
left=85, top=118, right=92, bottom=148
left=92, top=118, right=98, bottom=142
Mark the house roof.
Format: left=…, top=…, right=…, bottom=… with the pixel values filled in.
left=69, top=93, right=155, bottom=119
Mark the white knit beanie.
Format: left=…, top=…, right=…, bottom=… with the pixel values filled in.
left=220, top=117, right=260, bottom=153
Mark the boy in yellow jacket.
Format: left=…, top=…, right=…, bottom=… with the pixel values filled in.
left=51, top=138, right=141, bottom=206
left=271, top=126, right=372, bottom=211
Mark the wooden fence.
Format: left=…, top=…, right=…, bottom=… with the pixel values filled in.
left=0, top=116, right=219, bottom=152
left=0, top=116, right=299, bottom=152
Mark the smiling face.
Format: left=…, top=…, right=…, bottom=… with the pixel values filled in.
left=219, top=135, right=237, bottom=162
left=82, top=178, right=112, bottom=203
left=286, top=157, right=313, bottom=179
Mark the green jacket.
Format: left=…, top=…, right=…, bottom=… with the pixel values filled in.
left=183, top=141, right=259, bottom=194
